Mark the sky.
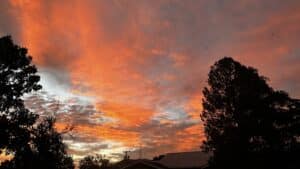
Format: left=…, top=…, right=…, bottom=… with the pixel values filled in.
left=1, top=0, right=300, bottom=162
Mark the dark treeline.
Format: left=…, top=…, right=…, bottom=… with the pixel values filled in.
left=0, top=36, right=299, bottom=169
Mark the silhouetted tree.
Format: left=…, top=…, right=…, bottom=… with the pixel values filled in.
left=152, top=155, right=165, bottom=161
left=79, top=155, right=111, bottom=169
left=31, top=117, right=74, bottom=169
left=122, top=151, right=130, bottom=161
left=201, top=57, right=300, bottom=169
left=0, top=35, right=41, bottom=168
left=79, top=156, right=101, bottom=169
left=1, top=117, right=74, bottom=169
left=0, top=35, right=41, bottom=158
left=0, top=36, right=74, bottom=169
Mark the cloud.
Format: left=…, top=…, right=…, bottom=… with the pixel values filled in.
left=0, top=1, right=20, bottom=38
left=3, top=0, right=300, bottom=162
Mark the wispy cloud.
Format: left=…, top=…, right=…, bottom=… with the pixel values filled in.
left=1, top=0, right=300, bottom=161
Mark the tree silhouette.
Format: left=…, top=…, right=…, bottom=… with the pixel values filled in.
left=0, top=35, right=41, bottom=168
left=79, top=156, right=101, bottom=169
left=0, top=35, right=41, bottom=156
left=31, top=117, right=74, bottom=169
left=201, top=57, right=300, bottom=169
left=79, top=155, right=111, bottom=169
left=152, top=155, right=165, bottom=161
left=0, top=36, right=74, bottom=169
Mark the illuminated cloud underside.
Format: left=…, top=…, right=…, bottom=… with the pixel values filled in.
left=0, top=0, right=300, bottom=162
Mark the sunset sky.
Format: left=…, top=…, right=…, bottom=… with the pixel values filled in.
left=1, top=0, right=300, bottom=162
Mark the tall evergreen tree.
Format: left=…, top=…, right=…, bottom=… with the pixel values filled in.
left=0, top=35, right=41, bottom=159
left=201, top=57, right=300, bottom=169
left=0, top=36, right=74, bottom=169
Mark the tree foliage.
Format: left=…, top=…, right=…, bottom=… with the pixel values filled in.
left=79, top=155, right=110, bottom=169
left=31, top=117, right=75, bottom=169
left=201, top=57, right=300, bottom=169
left=0, top=36, right=74, bottom=169
left=79, top=156, right=101, bottom=169
left=0, top=35, right=41, bottom=154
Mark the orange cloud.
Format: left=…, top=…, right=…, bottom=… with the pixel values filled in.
left=185, top=93, right=203, bottom=120
left=5, top=0, right=300, bottom=161
left=175, top=124, right=205, bottom=151
left=97, top=102, right=156, bottom=127
left=55, top=122, right=140, bottom=147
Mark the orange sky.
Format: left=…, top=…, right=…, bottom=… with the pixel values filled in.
left=1, top=0, right=300, bottom=162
